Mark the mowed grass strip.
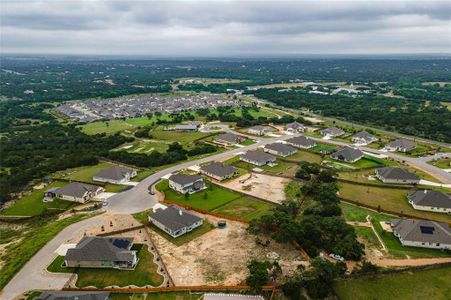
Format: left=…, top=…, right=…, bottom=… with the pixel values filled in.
left=1, top=180, right=74, bottom=217
left=334, top=266, right=451, bottom=300
left=211, top=196, right=275, bottom=221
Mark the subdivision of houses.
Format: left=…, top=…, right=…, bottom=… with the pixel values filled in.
left=264, top=143, right=297, bottom=157
left=407, top=189, right=451, bottom=214
left=168, top=174, right=206, bottom=194
left=330, top=147, right=364, bottom=163
left=385, top=139, right=416, bottom=152
left=44, top=182, right=104, bottom=203
left=93, top=165, right=137, bottom=184
left=240, top=150, right=277, bottom=166
left=148, top=205, right=203, bottom=238
left=351, top=131, right=378, bottom=145
left=200, top=162, right=237, bottom=181
left=214, top=133, right=247, bottom=146
left=320, top=127, right=345, bottom=138
left=65, top=237, right=138, bottom=269
left=390, top=219, right=451, bottom=250
left=286, top=136, right=316, bottom=149
left=285, top=121, right=305, bottom=133
left=35, top=291, right=110, bottom=300
left=247, top=125, right=268, bottom=136
left=375, top=167, right=420, bottom=184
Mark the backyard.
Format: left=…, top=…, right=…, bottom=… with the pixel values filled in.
left=149, top=221, right=215, bottom=246
left=334, top=266, right=451, bottom=300
left=283, top=149, right=323, bottom=164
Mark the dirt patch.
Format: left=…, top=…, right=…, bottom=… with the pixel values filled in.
left=218, top=173, right=289, bottom=204
left=150, top=214, right=305, bottom=286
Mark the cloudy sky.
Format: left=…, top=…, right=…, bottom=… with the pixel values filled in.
left=1, top=0, right=450, bottom=56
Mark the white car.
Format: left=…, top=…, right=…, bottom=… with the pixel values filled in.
left=329, top=253, right=344, bottom=262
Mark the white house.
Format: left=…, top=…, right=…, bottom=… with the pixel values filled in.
left=407, top=189, right=451, bottom=214
left=168, top=174, right=206, bottom=194
left=149, top=205, right=203, bottom=238
left=50, top=182, right=104, bottom=203
left=93, top=166, right=137, bottom=184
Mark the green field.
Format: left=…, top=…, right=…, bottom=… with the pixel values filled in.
left=310, top=143, right=337, bottom=153
left=334, top=267, right=451, bottom=300
left=284, top=150, right=322, bottom=164
left=48, top=244, right=164, bottom=287
left=1, top=181, right=75, bottom=217
left=156, top=180, right=275, bottom=220
left=115, top=141, right=169, bottom=154
left=428, top=158, right=451, bottom=169
left=150, top=126, right=212, bottom=145
left=226, top=154, right=298, bottom=176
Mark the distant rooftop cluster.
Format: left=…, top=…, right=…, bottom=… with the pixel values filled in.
left=56, top=93, right=240, bottom=123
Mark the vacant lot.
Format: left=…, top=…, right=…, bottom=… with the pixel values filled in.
left=334, top=267, right=451, bottom=300
left=151, top=126, right=212, bottom=145
left=151, top=214, right=305, bottom=286
left=428, top=158, right=451, bottom=169
left=79, top=115, right=172, bottom=135
left=229, top=156, right=298, bottom=177
left=284, top=150, right=322, bottom=164
left=149, top=222, right=215, bottom=247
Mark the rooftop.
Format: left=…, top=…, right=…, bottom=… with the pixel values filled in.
left=150, top=205, right=202, bottom=232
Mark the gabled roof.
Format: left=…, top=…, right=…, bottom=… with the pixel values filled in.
left=95, top=166, right=135, bottom=181
left=56, top=182, right=102, bottom=198
left=388, top=139, right=416, bottom=150
left=241, top=150, right=276, bottom=163
left=331, top=147, right=363, bottom=161
left=36, top=291, right=110, bottom=300
left=248, top=125, right=265, bottom=131
left=408, top=189, right=451, bottom=209
left=215, top=133, right=246, bottom=144
left=352, top=131, right=377, bottom=141
left=150, top=205, right=202, bottom=232
left=200, top=162, right=237, bottom=178
left=169, top=174, right=203, bottom=186
left=391, top=219, right=451, bottom=244
left=320, top=127, right=345, bottom=136
left=287, top=136, right=316, bottom=147
left=65, top=237, right=135, bottom=262
left=286, top=121, right=304, bottom=129
left=264, top=143, right=296, bottom=155
left=174, top=124, right=197, bottom=130
left=376, top=167, right=420, bottom=181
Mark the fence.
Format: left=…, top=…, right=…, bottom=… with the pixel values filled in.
left=62, top=285, right=277, bottom=293
left=96, top=225, right=145, bottom=237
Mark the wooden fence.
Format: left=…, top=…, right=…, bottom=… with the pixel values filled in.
left=62, top=285, right=277, bottom=293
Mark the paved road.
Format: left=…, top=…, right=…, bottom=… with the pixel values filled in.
left=2, top=131, right=451, bottom=299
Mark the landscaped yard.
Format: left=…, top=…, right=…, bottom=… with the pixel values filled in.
left=284, top=150, right=322, bottom=164
left=226, top=155, right=298, bottom=176
left=1, top=181, right=75, bottom=217
left=334, top=266, right=451, bottom=300
left=310, top=143, right=337, bottom=153
left=47, top=244, right=164, bottom=287
left=149, top=221, right=215, bottom=246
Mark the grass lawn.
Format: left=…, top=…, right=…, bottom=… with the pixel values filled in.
left=151, top=126, right=212, bottom=145
left=211, top=197, right=275, bottom=221
left=149, top=221, right=215, bottom=246
left=52, top=161, right=132, bottom=193
left=310, top=143, right=337, bottom=153
left=401, top=144, right=432, bottom=158
left=0, top=213, right=93, bottom=289
left=428, top=158, right=451, bottom=169
left=240, top=139, right=257, bottom=146
left=79, top=119, right=135, bottom=135
left=334, top=266, right=451, bottom=300
left=117, top=141, right=169, bottom=154
left=338, top=182, right=451, bottom=224
left=1, top=181, right=75, bottom=217
left=109, top=292, right=203, bottom=300
left=353, top=226, right=382, bottom=249
left=324, top=156, right=387, bottom=170
left=340, top=203, right=451, bottom=258
left=284, top=150, right=323, bottom=164
left=48, top=244, right=164, bottom=287
left=228, top=156, right=298, bottom=176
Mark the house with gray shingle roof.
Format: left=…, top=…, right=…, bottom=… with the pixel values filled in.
left=93, top=165, right=137, bottom=184
left=285, top=121, right=305, bottom=133
left=149, top=205, right=203, bottom=238
left=351, top=131, right=378, bottom=145
left=385, top=139, right=416, bottom=152
left=240, top=150, right=277, bottom=166
left=320, top=127, right=345, bottom=137
left=247, top=125, right=268, bottom=136
left=264, top=143, right=297, bottom=157
left=214, top=133, right=247, bottom=145
left=168, top=174, right=206, bottom=194
left=407, top=189, right=451, bottom=213
left=200, top=162, right=237, bottom=181
left=331, top=147, right=364, bottom=163
left=286, top=136, right=316, bottom=149
left=53, top=182, right=104, bottom=203
left=390, top=219, right=451, bottom=250
left=65, top=237, right=137, bottom=269
left=375, top=167, right=420, bottom=184
left=36, top=291, right=110, bottom=300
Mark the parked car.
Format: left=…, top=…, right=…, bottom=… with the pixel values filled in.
left=329, top=253, right=344, bottom=261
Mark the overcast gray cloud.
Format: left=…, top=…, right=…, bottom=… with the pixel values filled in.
left=1, top=0, right=450, bottom=56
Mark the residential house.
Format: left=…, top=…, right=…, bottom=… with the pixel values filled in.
left=35, top=292, right=110, bottom=300
left=375, top=167, right=420, bottom=184
left=240, top=150, right=277, bottom=166
left=385, top=139, right=416, bottom=152
left=351, top=131, right=378, bottom=145
left=168, top=124, right=198, bottom=131
left=320, top=127, right=345, bottom=137
left=330, top=147, right=364, bottom=163
left=247, top=125, right=268, bottom=136
left=168, top=174, right=206, bottom=194
left=200, top=162, right=238, bottom=181
left=264, top=143, right=297, bottom=157
left=286, top=136, right=316, bottom=149
left=65, top=237, right=138, bottom=269
left=390, top=219, right=451, bottom=250
left=214, top=133, right=247, bottom=145
left=407, top=189, right=451, bottom=214
left=148, top=205, right=203, bottom=238
left=51, top=182, right=104, bottom=203
left=285, top=121, right=305, bottom=133
left=43, top=187, right=60, bottom=202
left=93, top=165, right=137, bottom=184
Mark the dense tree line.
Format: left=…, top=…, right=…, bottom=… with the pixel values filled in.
left=251, top=88, right=451, bottom=142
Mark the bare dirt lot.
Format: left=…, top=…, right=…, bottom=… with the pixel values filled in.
left=218, top=173, right=289, bottom=204
left=150, top=214, right=306, bottom=286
